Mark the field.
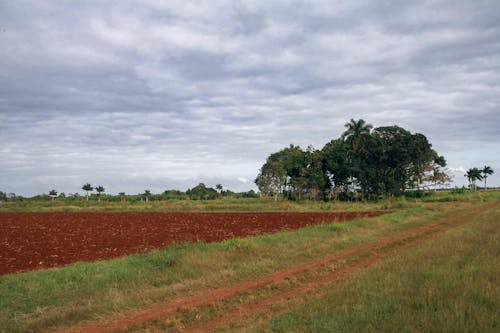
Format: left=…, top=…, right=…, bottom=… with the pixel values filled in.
left=0, top=192, right=499, bottom=332
left=0, top=211, right=381, bottom=275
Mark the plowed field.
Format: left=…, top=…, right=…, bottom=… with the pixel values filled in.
left=0, top=211, right=382, bottom=275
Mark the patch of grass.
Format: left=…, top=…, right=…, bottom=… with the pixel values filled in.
left=0, top=198, right=495, bottom=333
left=259, top=203, right=500, bottom=333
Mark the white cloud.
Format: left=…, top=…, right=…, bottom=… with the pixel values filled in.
left=237, top=177, right=249, bottom=184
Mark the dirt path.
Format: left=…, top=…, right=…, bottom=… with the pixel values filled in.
left=55, top=201, right=497, bottom=333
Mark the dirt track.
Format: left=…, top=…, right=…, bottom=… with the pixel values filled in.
left=56, top=201, right=497, bottom=333
left=0, top=211, right=382, bottom=275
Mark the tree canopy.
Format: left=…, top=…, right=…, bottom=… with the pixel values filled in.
left=255, top=119, right=448, bottom=200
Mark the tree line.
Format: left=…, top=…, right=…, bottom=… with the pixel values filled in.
left=0, top=183, right=258, bottom=202
left=255, top=119, right=452, bottom=201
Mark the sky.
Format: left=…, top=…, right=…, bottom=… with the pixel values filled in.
left=1, top=0, right=499, bottom=196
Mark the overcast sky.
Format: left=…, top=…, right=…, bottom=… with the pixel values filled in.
left=1, top=0, right=499, bottom=196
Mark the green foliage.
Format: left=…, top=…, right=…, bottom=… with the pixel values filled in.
left=450, top=186, right=468, bottom=194
left=465, top=167, right=483, bottom=191
left=186, top=183, right=217, bottom=200
left=256, top=119, right=447, bottom=201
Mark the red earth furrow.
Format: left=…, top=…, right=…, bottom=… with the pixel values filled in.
left=0, top=211, right=382, bottom=275
left=55, top=201, right=497, bottom=333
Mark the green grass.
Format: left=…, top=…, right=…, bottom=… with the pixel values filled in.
left=256, top=202, right=500, bottom=333
left=0, top=197, right=498, bottom=332
left=0, top=195, right=440, bottom=213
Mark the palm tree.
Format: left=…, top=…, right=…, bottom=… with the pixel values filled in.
left=144, top=189, right=151, bottom=202
left=341, top=119, right=373, bottom=198
left=465, top=168, right=483, bottom=191
left=215, top=184, right=223, bottom=198
left=95, top=186, right=105, bottom=201
left=482, top=166, right=494, bottom=190
left=341, top=118, right=373, bottom=151
left=49, top=189, right=57, bottom=201
left=82, top=183, right=93, bottom=201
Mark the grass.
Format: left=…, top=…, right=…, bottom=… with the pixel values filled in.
left=253, top=201, right=500, bottom=332
left=0, top=194, right=498, bottom=332
left=0, top=195, right=440, bottom=213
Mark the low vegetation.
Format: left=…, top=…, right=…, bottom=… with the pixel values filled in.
left=0, top=192, right=498, bottom=332
left=259, top=201, right=500, bottom=332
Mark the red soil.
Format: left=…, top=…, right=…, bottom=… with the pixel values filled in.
left=0, top=211, right=382, bottom=275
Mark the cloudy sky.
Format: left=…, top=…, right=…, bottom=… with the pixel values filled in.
left=1, top=0, right=499, bottom=196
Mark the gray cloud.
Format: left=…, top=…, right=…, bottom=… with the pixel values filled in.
left=1, top=0, right=500, bottom=196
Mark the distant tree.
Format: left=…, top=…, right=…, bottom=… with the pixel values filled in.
left=187, top=183, right=217, bottom=200
left=118, top=192, right=126, bottom=202
left=304, top=145, right=330, bottom=200
left=144, top=189, right=151, bottom=202
left=0, top=191, right=6, bottom=201
left=482, top=166, right=494, bottom=190
left=82, top=183, right=93, bottom=201
left=255, top=159, right=287, bottom=200
left=216, top=184, right=223, bottom=198
left=428, top=167, right=453, bottom=190
left=49, top=189, right=57, bottom=200
left=322, top=139, right=351, bottom=200
left=465, top=168, right=483, bottom=191
left=341, top=118, right=373, bottom=152
left=95, top=186, right=105, bottom=201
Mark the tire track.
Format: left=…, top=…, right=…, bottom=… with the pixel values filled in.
left=56, top=201, right=497, bottom=333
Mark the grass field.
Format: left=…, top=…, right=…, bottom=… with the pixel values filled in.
left=0, top=191, right=498, bottom=332
left=258, top=201, right=500, bottom=332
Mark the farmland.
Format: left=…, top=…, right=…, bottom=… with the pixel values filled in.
left=0, top=211, right=382, bottom=275
left=0, top=192, right=499, bottom=332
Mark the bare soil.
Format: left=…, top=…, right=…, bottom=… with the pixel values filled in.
left=0, top=211, right=382, bottom=275
left=54, top=201, right=497, bottom=333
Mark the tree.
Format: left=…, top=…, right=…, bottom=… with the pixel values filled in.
left=465, top=168, right=483, bottom=191
left=82, top=183, right=93, bottom=201
left=322, top=139, right=351, bottom=200
left=304, top=145, right=330, bottom=200
left=49, top=189, right=57, bottom=200
left=215, top=184, right=223, bottom=198
left=186, top=183, right=217, bottom=200
left=95, top=186, right=105, bottom=202
left=482, top=166, right=494, bottom=190
left=255, top=160, right=287, bottom=200
left=257, top=119, right=446, bottom=200
left=255, top=145, right=307, bottom=200
left=143, top=189, right=151, bottom=202
left=341, top=118, right=373, bottom=152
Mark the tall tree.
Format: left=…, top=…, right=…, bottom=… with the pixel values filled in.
left=465, top=168, right=483, bottom=191
left=341, top=118, right=373, bottom=152
left=143, top=189, right=151, bottom=202
left=95, top=186, right=105, bottom=202
left=82, top=183, right=93, bottom=201
left=255, top=160, right=287, bottom=200
left=481, top=166, right=494, bottom=190
left=49, top=189, right=57, bottom=201
left=215, top=184, right=223, bottom=198
left=322, top=139, right=350, bottom=200
left=304, top=145, right=330, bottom=200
